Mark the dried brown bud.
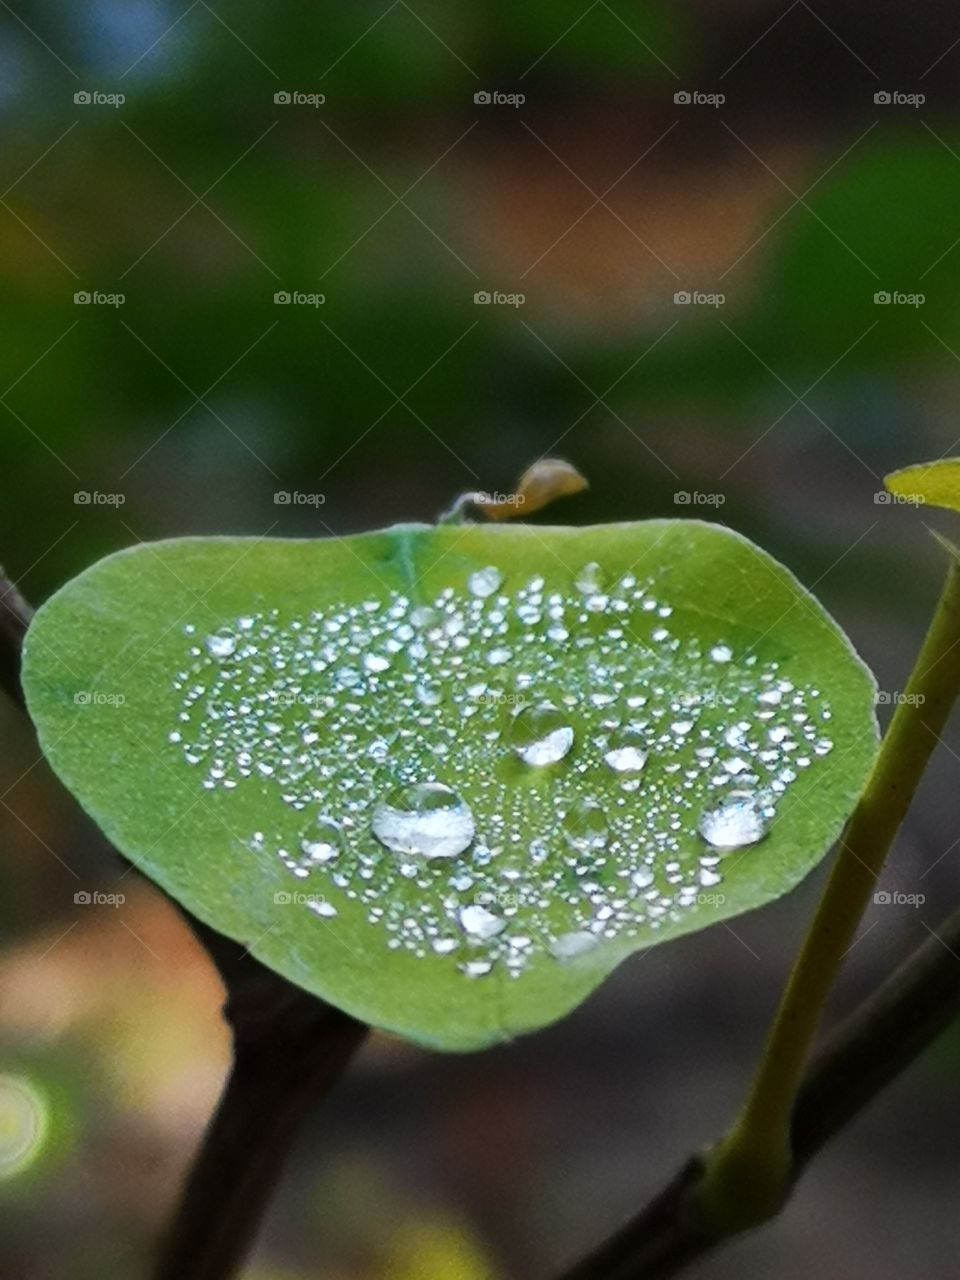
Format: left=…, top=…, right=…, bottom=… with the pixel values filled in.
left=476, top=458, right=588, bottom=522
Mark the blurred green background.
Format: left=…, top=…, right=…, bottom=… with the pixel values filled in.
left=3, top=2, right=960, bottom=1277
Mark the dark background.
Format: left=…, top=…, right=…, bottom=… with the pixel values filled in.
left=2, top=2, right=960, bottom=1276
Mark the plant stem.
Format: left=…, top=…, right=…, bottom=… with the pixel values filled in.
left=558, top=898, right=960, bottom=1280
left=700, top=556, right=960, bottom=1231
left=0, top=570, right=32, bottom=710
left=790, top=898, right=960, bottom=1173
left=153, top=925, right=368, bottom=1280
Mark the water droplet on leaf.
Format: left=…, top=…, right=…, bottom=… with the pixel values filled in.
left=550, top=931, right=599, bottom=961
left=205, top=633, right=237, bottom=659
left=562, top=799, right=609, bottom=853
left=510, top=703, right=575, bottom=767
left=576, top=562, right=603, bottom=594
left=371, top=782, right=475, bottom=859
left=459, top=903, right=507, bottom=941
left=468, top=566, right=502, bottom=598
left=307, top=898, right=338, bottom=919
left=698, top=791, right=771, bottom=851
left=603, top=727, right=648, bottom=774
left=300, top=816, right=344, bottom=864
left=414, top=680, right=443, bottom=707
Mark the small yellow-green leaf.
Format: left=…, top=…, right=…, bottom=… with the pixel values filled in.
left=885, top=458, right=960, bottom=511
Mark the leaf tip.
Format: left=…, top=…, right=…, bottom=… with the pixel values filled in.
left=884, top=458, right=960, bottom=513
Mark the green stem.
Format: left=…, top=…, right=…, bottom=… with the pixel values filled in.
left=701, top=556, right=960, bottom=1232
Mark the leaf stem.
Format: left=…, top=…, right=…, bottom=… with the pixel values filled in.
left=700, top=555, right=960, bottom=1231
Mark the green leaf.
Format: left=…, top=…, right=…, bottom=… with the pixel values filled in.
left=22, top=522, right=878, bottom=1051
left=885, top=458, right=960, bottom=512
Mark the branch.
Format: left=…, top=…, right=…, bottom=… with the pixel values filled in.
left=791, top=903, right=960, bottom=1172
left=0, top=570, right=31, bottom=710
left=0, top=570, right=369, bottom=1280
left=558, top=901, right=960, bottom=1280
left=153, top=921, right=367, bottom=1280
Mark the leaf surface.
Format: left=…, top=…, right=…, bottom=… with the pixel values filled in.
left=23, top=521, right=878, bottom=1049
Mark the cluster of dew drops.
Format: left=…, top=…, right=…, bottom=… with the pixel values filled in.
left=169, top=561, right=835, bottom=982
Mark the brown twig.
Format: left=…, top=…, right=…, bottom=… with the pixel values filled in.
left=558, top=903, right=960, bottom=1280
left=0, top=569, right=32, bottom=710
left=153, top=922, right=367, bottom=1280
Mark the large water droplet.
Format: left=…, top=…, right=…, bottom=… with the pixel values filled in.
left=468, top=566, right=502, bottom=598
left=307, top=898, right=338, bottom=919
left=459, top=903, right=507, bottom=941
left=205, top=633, right=237, bottom=658
left=414, top=680, right=443, bottom=707
left=550, top=930, right=599, bottom=961
left=698, top=791, right=771, bottom=851
left=300, top=816, right=344, bottom=864
left=410, top=605, right=440, bottom=628
left=371, top=782, right=475, bottom=859
left=603, top=726, right=648, bottom=774
left=562, top=799, right=609, bottom=853
left=510, top=703, right=575, bottom=767
left=575, top=562, right=603, bottom=594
